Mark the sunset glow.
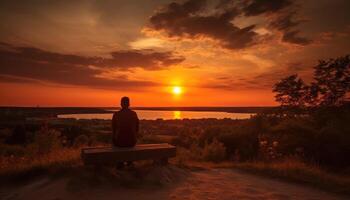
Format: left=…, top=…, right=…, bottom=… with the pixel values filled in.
left=172, top=86, right=183, bottom=95
left=0, top=1, right=349, bottom=198
left=0, top=0, right=349, bottom=107
left=173, top=111, right=181, bottom=119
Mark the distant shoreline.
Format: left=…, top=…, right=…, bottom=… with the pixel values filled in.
left=0, top=106, right=277, bottom=114
left=133, top=107, right=276, bottom=113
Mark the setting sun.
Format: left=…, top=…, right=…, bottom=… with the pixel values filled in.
left=172, top=86, right=182, bottom=95
left=0, top=1, right=349, bottom=198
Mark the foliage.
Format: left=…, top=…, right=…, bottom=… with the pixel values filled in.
left=0, top=148, right=80, bottom=178
left=0, top=144, right=26, bottom=157
left=314, top=55, right=350, bottom=106
left=6, top=125, right=28, bottom=145
left=273, top=55, right=350, bottom=108
left=30, top=127, right=62, bottom=155
left=0, top=111, right=349, bottom=181
left=61, top=125, right=90, bottom=146
left=234, top=158, right=350, bottom=195
left=202, top=138, right=226, bottom=162
left=273, top=74, right=310, bottom=107
left=271, top=55, right=350, bottom=167
left=73, top=134, right=89, bottom=147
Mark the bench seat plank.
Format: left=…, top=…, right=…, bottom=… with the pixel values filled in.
left=81, top=143, right=176, bottom=165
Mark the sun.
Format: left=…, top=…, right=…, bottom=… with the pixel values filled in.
left=172, top=86, right=182, bottom=95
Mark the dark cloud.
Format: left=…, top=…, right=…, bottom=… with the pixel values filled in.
left=282, top=30, right=312, bottom=45
left=241, top=0, right=312, bottom=45
left=240, top=0, right=312, bottom=45
left=242, top=0, right=292, bottom=16
left=0, top=43, right=184, bottom=89
left=268, top=12, right=299, bottom=31
left=108, top=50, right=184, bottom=70
left=268, top=12, right=312, bottom=45
left=0, top=43, right=184, bottom=70
left=149, top=0, right=258, bottom=50
left=148, top=0, right=312, bottom=48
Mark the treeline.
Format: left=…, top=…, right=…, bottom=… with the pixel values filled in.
left=0, top=107, right=111, bottom=120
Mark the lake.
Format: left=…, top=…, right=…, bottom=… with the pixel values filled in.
left=58, top=110, right=254, bottom=120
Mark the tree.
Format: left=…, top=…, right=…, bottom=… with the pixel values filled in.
left=273, top=55, right=350, bottom=108
left=273, top=74, right=309, bottom=107
left=314, top=55, right=350, bottom=106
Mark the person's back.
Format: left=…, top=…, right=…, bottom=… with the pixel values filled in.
left=112, top=97, right=139, bottom=147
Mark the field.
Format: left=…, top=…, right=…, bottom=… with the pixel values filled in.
left=0, top=107, right=349, bottom=197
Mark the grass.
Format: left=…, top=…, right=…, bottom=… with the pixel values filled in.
left=0, top=148, right=81, bottom=182
left=173, top=151, right=350, bottom=196
left=1, top=146, right=349, bottom=196
left=0, top=147, right=189, bottom=189
left=233, top=158, right=350, bottom=196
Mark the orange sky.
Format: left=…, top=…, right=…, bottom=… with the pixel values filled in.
left=0, top=0, right=349, bottom=107
left=0, top=82, right=276, bottom=107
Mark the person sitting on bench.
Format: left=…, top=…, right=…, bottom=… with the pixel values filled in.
left=112, top=96, right=139, bottom=168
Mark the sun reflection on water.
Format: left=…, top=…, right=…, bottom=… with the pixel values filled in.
left=173, top=111, right=181, bottom=119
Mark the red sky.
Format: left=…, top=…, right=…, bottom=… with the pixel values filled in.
left=0, top=0, right=349, bottom=106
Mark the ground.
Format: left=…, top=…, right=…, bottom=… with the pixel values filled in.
left=1, top=167, right=347, bottom=200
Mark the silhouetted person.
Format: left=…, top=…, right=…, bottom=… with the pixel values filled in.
left=112, top=97, right=139, bottom=148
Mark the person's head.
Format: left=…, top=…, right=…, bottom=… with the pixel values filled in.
left=120, top=96, right=130, bottom=109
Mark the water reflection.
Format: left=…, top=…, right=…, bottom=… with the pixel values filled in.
left=173, top=111, right=181, bottom=119
left=58, top=110, right=254, bottom=120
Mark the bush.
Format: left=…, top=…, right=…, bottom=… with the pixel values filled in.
left=139, top=134, right=163, bottom=144
left=264, top=111, right=350, bottom=167
left=0, top=144, right=26, bottom=156
left=189, top=143, right=203, bottom=160
left=202, top=138, right=226, bottom=162
left=30, top=128, right=62, bottom=155
left=6, top=125, right=27, bottom=145
left=198, top=126, right=227, bottom=147
left=73, top=134, right=89, bottom=147
left=269, top=117, right=316, bottom=157
left=62, top=125, right=89, bottom=146
left=218, top=130, right=259, bottom=161
left=172, top=134, right=194, bottom=148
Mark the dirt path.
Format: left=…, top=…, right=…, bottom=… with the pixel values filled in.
left=1, top=168, right=347, bottom=200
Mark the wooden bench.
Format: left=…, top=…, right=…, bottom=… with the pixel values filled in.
left=81, top=143, right=176, bottom=166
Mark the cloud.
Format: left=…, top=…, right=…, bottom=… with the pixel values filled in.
left=198, top=73, right=278, bottom=90
left=282, top=30, right=312, bottom=45
left=0, top=43, right=184, bottom=69
left=147, top=0, right=311, bottom=49
left=108, top=50, right=184, bottom=70
left=242, top=0, right=292, bottom=16
left=268, top=12, right=299, bottom=31
left=148, top=0, right=258, bottom=50
left=267, top=11, right=312, bottom=45
left=241, top=0, right=311, bottom=45
left=0, top=43, right=184, bottom=89
left=199, top=59, right=313, bottom=91
left=241, top=0, right=312, bottom=45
